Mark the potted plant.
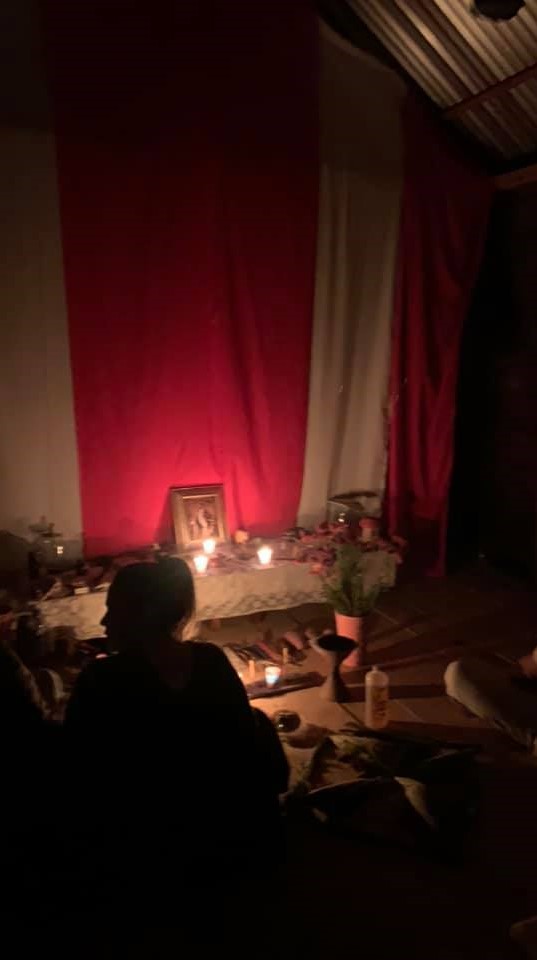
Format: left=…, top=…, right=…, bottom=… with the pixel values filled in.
left=322, top=543, right=389, bottom=668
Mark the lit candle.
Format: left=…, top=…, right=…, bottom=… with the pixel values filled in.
left=257, top=545, right=273, bottom=566
left=203, top=538, right=216, bottom=555
left=193, top=554, right=209, bottom=574
left=265, top=665, right=281, bottom=687
left=359, top=517, right=378, bottom=543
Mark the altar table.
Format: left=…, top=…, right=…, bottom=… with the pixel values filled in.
left=37, top=550, right=396, bottom=640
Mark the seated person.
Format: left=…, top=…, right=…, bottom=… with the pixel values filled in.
left=0, top=604, right=51, bottom=733
left=445, top=650, right=537, bottom=751
left=0, top=629, right=48, bottom=729
left=12, top=613, right=68, bottom=719
left=64, top=558, right=289, bottom=912
left=0, top=612, right=60, bottom=915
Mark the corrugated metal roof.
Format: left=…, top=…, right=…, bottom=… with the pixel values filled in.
left=348, top=0, right=537, bottom=161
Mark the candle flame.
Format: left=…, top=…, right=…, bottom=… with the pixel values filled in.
left=193, top=554, right=209, bottom=574
left=257, top=545, right=273, bottom=566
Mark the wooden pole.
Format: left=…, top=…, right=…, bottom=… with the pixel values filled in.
left=495, top=162, right=537, bottom=190
left=445, top=61, right=537, bottom=119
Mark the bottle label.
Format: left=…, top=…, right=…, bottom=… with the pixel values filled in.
left=369, top=687, right=388, bottom=727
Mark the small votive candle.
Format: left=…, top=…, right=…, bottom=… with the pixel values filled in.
left=265, top=665, right=281, bottom=687
left=193, top=554, right=209, bottom=574
left=203, top=538, right=216, bottom=555
left=257, top=545, right=273, bottom=566
left=359, top=517, right=378, bottom=543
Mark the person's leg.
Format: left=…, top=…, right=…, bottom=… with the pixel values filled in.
left=445, top=658, right=537, bottom=749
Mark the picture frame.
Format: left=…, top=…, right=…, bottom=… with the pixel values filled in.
left=170, top=484, right=228, bottom=549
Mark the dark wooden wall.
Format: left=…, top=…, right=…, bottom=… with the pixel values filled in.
left=448, top=183, right=537, bottom=579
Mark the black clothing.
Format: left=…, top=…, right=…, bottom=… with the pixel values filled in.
left=63, top=641, right=288, bottom=912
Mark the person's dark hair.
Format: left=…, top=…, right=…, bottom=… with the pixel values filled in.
left=107, top=558, right=195, bottom=642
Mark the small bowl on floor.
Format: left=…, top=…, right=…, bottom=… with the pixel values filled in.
left=273, top=710, right=301, bottom=734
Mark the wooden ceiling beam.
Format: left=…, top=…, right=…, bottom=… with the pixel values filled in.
left=445, top=60, right=537, bottom=118
left=495, top=161, right=537, bottom=190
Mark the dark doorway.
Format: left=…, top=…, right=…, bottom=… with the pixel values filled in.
left=448, top=183, right=537, bottom=582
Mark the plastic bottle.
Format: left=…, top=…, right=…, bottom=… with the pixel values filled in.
left=365, top=665, right=389, bottom=729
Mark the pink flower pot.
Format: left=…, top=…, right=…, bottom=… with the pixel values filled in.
left=335, top=612, right=366, bottom=669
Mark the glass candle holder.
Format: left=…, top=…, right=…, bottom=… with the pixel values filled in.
left=265, top=664, right=281, bottom=687
left=257, top=545, right=273, bottom=566
left=193, top=554, right=209, bottom=575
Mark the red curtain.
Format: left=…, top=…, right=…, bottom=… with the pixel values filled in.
left=43, top=1, right=318, bottom=555
left=386, top=99, right=492, bottom=576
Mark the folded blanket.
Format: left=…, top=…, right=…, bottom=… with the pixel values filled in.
left=287, top=727, right=480, bottom=856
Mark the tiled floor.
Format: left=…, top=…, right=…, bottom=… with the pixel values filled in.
left=200, top=563, right=537, bottom=959
left=200, top=561, right=537, bottom=752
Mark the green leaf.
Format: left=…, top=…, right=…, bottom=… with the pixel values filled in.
left=323, top=542, right=385, bottom=616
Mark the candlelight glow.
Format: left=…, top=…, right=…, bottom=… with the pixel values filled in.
left=265, top=665, right=281, bottom=687
left=203, top=538, right=216, bottom=555
left=257, top=545, right=273, bottom=566
left=193, top=554, right=209, bottom=574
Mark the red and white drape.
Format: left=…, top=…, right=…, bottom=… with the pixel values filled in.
left=0, top=2, right=81, bottom=544
left=0, top=0, right=491, bottom=573
left=42, top=0, right=318, bottom=556
left=298, top=24, right=404, bottom=527
left=386, top=100, right=493, bottom=575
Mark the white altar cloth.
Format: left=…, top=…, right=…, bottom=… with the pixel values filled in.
left=37, top=551, right=395, bottom=640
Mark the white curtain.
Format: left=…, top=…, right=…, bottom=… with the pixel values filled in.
left=0, top=0, right=82, bottom=543
left=298, top=23, right=404, bottom=527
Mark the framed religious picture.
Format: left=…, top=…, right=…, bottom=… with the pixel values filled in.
left=170, top=484, right=228, bottom=549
